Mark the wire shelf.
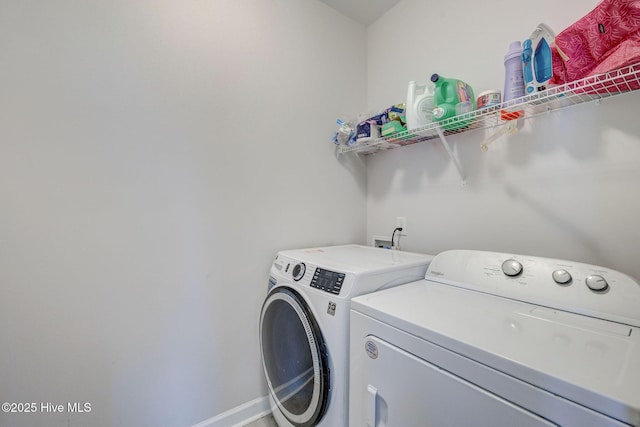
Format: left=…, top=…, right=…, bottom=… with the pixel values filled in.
left=337, top=62, right=640, bottom=155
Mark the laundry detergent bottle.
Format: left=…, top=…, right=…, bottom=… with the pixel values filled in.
left=406, top=81, right=435, bottom=132
left=430, top=73, right=475, bottom=131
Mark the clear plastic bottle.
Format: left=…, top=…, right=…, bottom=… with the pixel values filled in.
left=406, top=81, right=435, bottom=132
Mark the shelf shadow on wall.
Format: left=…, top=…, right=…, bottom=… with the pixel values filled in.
left=508, top=102, right=602, bottom=166
left=335, top=145, right=367, bottom=194
left=366, top=139, right=452, bottom=200
left=598, top=92, right=640, bottom=138
left=503, top=182, right=605, bottom=263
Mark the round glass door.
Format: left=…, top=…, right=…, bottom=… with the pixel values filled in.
left=259, top=287, right=329, bottom=427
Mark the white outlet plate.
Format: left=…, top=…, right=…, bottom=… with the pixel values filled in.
left=396, top=217, right=407, bottom=235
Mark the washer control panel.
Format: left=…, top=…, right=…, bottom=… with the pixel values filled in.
left=310, top=268, right=345, bottom=294
left=427, top=250, right=640, bottom=327
left=271, top=255, right=347, bottom=295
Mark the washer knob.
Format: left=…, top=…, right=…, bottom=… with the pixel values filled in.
left=502, top=259, right=523, bottom=277
left=292, top=263, right=306, bottom=281
left=552, top=269, right=572, bottom=285
left=586, top=275, right=608, bottom=292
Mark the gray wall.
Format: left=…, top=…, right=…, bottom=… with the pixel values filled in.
left=0, top=1, right=367, bottom=426
left=366, top=0, right=640, bottom=280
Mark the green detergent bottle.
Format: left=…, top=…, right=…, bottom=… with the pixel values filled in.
left=430, top=73, right=475, bottom=131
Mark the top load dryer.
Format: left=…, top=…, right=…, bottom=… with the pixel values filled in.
left=350, top=250, right=640, bottom=427
left=260, top=244, right=433, bottom=427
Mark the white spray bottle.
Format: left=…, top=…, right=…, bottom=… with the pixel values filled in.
left=406, top=81, right=435, bottom=132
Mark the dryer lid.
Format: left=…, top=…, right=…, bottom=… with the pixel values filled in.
left=351, top=280, right=640, bottom=425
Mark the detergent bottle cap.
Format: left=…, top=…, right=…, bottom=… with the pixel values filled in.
left=504, top=41, right=522, bottom=62
left=430, top=73, right=440, bottom=83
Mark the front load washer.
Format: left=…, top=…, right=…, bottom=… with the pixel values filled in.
left=350, top=250, right=640, bottom=427
left=259, top=244, right=433, bottom=427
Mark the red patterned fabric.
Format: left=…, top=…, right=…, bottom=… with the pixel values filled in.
left=551, top=0, right=640, bottom=85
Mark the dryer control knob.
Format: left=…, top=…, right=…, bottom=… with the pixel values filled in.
left=502, top=259, right=523, bottom=277
left=292, top=263, right=306, bottom=281
left=552, top=269, right=572, bottom=285
left=586, top=275, right=608, bottom=292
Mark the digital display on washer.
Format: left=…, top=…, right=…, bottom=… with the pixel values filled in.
left=311, top=268, right=345, bottom=295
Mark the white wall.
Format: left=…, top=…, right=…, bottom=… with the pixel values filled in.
left=0, top=1, right=367, bottom=426
left=366, top=0, right=640, bottom=280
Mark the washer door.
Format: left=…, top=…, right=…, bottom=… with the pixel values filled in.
left=259, top=287, right=329, bottom=427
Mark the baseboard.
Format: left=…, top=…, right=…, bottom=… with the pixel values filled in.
left=192, top=395, right=272, bottom=427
